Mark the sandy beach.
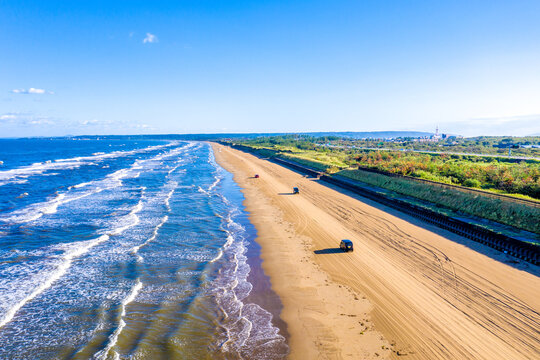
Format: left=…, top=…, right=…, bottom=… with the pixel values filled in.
left=212, top=143, right=540, bottom=360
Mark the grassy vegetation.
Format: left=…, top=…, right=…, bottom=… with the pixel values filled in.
left=238, top=135, right=540, bottom=200
left=280, top=154, right=330, bottom=172
left=335, top=135, right=540, bottom=157
left=226, top=135, right=540, bottom=234
left=241, top=139, right=350, bottom=172
left=240, top=134, right=540, bottom=157
left=338, top=169, right=540, bottom=234
left=353, top=150, right=540, bottom=199
left=280, top=152, right=348, bottom=173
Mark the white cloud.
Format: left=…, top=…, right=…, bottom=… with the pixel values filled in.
left=75, top=119, right=153, bottom=130
left=0, top=114, right=18, bottom=121
left=28, top=118, right=54, bottom=125
left=0, top=112, right=55, bottom=126
left=80, top=119, right=97, bottom=126
left=28, top=88, right=46, bottom=94
left=11, top=88, right=53, bottom=95
left=78, top=119, right=113, bottom=126
left=143, top=33, right=158, bottom=44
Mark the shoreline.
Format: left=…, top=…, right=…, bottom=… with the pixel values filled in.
left=231, top=196, right=290, bottom=344
left=212, top=142, right=540, bottom=360
left=212, top=143, right=389, bottom=359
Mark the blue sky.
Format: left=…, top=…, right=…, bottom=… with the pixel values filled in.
left=1, top=0, right=540, bottom=137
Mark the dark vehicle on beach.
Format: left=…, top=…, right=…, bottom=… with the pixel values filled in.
left=340, top=240, right=353, bottom=252
left=254, top=174, right=259, bottom=178
left=293, top=187, right=299, bottom=194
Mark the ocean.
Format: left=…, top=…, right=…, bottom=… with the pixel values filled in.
left=0, top=138, right=288, bottom=359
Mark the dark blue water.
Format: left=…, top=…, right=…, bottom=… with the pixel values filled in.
left=0, top=139, right=288, bottom=359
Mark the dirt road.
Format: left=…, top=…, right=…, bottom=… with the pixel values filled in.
left=212, top=143, right=540, bottom=360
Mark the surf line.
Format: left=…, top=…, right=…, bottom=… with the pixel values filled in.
left=130, top=215, right=168, bottom=262
left=1, top=141, right=191, bottom=225
left=0, top=188, right=146, bottom=330
left=164, top=183, right=176, bottom=212
left=131, top=182, right=175, bottom=260
left=96, top=279, right=143, bottom=360
left=100, top=215, right=167, bottom=357
left=108, top=187, right=146, bottom=236
left=0, top=141, right=179, bottom=187
left=0, top=158, right=149, bottom=225
left=101, top=186, right=174, bottom=357
left=0, top=234, right=110, bottom=329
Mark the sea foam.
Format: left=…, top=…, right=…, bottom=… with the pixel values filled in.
left=0, top=234, right=110, bottom=329
left=97, top=279, right=143, bottom=360
left=0, top=141, right=178, bottom=187
left=0, top=142, right=190, bottom=225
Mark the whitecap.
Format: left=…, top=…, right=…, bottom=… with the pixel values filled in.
left=0, top=153, right=161, bottom=225
left=96, top=279, right=142, bottom=360
left=109, top=195, right=144, bottom=237
left=0, top=141, right=180, bottom=187
left=0, top=234, right=110, bottom=329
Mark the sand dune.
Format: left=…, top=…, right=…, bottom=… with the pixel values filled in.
left=212, top=143, right=540, bottom=360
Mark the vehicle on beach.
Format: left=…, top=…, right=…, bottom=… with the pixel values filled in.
left=340, top=239, right=353, bottom=252
left=254, top=174, right=259, bottom=178
left=293, top=187, right=299, bottom=194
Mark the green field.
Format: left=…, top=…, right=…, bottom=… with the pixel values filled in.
left=228, top=135, right=540, bottom=234
left=239, top=135, right=540, bottom=200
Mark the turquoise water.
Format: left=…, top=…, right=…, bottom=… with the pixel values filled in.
left=0, top=139, right=288, bottom=359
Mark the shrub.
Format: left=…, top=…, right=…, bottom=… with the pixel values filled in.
left=463, top=178, right=481, bottom=188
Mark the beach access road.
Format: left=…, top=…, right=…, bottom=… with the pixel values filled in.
left=211, top=143, right=540, bottom=360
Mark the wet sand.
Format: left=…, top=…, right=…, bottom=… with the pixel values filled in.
left=212, top=143, right=540, bottom=360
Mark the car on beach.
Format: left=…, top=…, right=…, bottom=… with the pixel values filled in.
left=340, top=239, right=353, bottom=252
left=254, top=174, right=259, bottom=178
left=293, top=187, right=299, bottom=194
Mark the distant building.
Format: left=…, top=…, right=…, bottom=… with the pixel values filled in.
left=429, top=126, right=442, bottom=141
